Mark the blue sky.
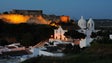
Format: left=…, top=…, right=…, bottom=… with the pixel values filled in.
left=0, top=0, right=112, bottom=19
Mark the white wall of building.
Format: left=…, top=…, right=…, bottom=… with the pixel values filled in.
left=54, top=26, right=67, bottom=40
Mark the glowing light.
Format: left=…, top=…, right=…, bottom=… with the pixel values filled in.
left=60, top=16, right=70, bottom=23
left=0, top=14, right=30, bottom=24
left=50, top=23, right=58, bottom=27
left=0, top=14, right=50, bottom=24
left=36, top=15, right=50, bottom=24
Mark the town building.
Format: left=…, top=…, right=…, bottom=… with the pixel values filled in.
left=54, top=26, right=68, bottom=40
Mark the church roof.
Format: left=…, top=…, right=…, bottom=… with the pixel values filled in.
left=88, top=18, right=94, bottom=24
left=78, top=16, right=87, bottom=29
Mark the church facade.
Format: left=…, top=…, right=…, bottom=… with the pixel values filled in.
left=78, top=16, right=95, bottom=48
left=54, top=26, right=68, bottom=40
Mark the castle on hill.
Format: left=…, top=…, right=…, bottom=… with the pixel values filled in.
left=0, top=9, right=70, bottom=24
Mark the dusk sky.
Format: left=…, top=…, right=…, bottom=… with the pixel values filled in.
left=0, top=0, right=112, bottom=19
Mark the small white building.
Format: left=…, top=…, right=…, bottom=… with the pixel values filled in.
left=109, top=34, right=112, bottom=39
left=54, top=26, right=67, bottom=40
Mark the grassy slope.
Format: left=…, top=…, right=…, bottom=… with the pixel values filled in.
left=21, top=42, right=112, bottom=63
left=71, top=43, right=112, bottom=63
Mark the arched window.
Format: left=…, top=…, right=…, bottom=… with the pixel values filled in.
left=88, top=23, right=90, bottom=28
left=92, top=23, right=93, bottom=27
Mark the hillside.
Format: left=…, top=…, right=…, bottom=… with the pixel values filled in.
left=0, top=19, right=54, bottom=46
left=73, top=42, right=112, bottom=63
left=21, top=41, right=112, bottom=63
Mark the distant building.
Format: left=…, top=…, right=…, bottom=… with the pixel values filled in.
left=60, top=16, right=70, bottom=23
left=43, top=14, right=60, bottom=23
left=10, top=9, right=43, bottom=16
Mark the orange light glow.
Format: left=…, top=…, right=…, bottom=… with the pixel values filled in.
left=0, top=14, right=51, bottom=24
left=36, top=15, right=50, bottom=24
left=0, top=14, right=30, bottom=24
left=60, top=16, right=70, bottom=23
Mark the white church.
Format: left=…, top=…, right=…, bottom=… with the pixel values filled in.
left=53, top=16, right=95, bottom=48
left=54, top=26, right=68, bottom=40
left=78, top=16, right=95, bottom=48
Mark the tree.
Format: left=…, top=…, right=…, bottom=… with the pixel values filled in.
left=3, top=11, right=9, bottom=14
left=0, top=22, right=54, bottom=47
left=91, top=32, right=97, bottom=38
left=64, top=30, right=86, bottom=39
left=19, top=32, right=34, bottom=46
left=0, top=40, right=9, bottom=46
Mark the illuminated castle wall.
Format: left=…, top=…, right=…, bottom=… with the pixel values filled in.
left=0, top=9, right=70, bottom=24
left=0, top=9, right=50, bottom=24
left=0, top=14, right=30, bottom=24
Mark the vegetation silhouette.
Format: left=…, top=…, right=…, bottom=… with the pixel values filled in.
left=0, top=19, right=54, bottom=46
